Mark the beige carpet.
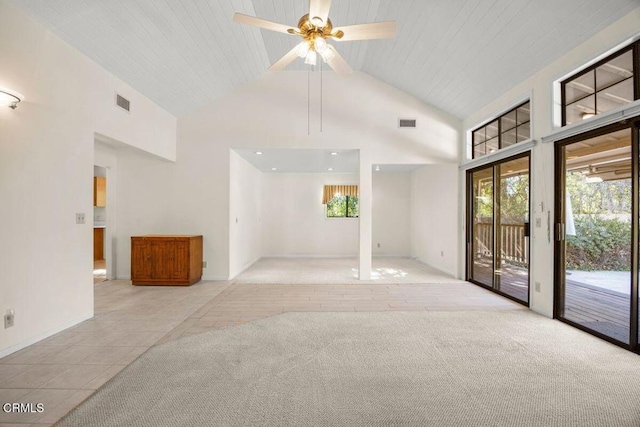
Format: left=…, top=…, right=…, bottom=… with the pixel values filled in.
left=58, top=310, right=640, bottom=426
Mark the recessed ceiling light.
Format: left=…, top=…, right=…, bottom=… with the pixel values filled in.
left=271, top=167, right=277, bottom=171
left=255, top=151, right=263, bottom=155
left=328, top=168, right=333, bottom=171
left=330, top=152, right=338, bottom=156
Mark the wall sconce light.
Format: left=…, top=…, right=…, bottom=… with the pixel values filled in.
left=0, top=88, right=24, bottom=110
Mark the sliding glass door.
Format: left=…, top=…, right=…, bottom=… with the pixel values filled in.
left=555, top=122, right=639, bottom=349
left=470, top=166, right=494, bottom=287
left=467, top=153, right=531, bottom=305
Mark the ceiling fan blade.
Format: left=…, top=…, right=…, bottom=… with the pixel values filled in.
left=333, top=21, right=397, bottom=41
left=233, top=13, right=295, bottom=35
left=309, top=0, right=332, bottom=26
left=268, top=46, right=301, bottom=72
left=325, top=45, right=352, bottom=76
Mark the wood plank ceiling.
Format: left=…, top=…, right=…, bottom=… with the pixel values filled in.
left=10, top=0, right=640, bottom=118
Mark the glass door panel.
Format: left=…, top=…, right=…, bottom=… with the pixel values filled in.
left=468, top=153, right=530, bottom=304
left=496, top=157, right=530, bottom=303
left=470, top=166, right=494, bottom=287
left=559, top=127, right=632, bottom=344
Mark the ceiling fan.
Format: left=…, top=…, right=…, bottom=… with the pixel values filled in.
left=233, top=0, right=396, bottom=75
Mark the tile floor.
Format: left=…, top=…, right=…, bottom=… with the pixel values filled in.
left=0, top=258, right=524, bottom=426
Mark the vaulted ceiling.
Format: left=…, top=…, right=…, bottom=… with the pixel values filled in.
left=11, top=0, right=640, bottom=118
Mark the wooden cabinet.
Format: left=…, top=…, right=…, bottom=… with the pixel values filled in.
left=94, top=177, right=106, bottom=207
left=131, top=235, right=203, bottom=286
left=94, top=228, right=104, bottom=261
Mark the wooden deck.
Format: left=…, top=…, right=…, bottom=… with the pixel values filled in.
left=563, top=279, right=630, bottom=343
left=470, top=259, right=529, bottom=303
left=471, top=257, right=631, bottom=343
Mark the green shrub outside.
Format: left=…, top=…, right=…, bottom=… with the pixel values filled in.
left=566, top=216, right=630, bottom=271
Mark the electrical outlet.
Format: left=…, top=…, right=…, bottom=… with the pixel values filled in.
left=441, top=251, right=444, bottom=257
left=202, top=261, right=208, bottom=268
left=535, top=282, right=541, bottom=292
left=4, top=309, right=15, bottom=329
left=76, top=213, right=85, bottom=224
left=377, top=243, right=380, bottom=248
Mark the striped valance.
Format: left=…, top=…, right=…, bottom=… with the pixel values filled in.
left=322, top=185, right=358, bottom=205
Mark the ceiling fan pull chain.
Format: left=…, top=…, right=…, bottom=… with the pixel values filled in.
left=308, top=69, right=311, bottom=136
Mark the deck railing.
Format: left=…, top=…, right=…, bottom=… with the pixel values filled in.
left=474, top=221, right=527, bottom=264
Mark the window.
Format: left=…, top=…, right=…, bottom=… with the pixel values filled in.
left=326, top=195, right=359, bottom=218
left=472, top=101, right=531, bottom=159
left=562, top=41, right=639, bottom=126
left=322, top=185, right=359, bottom=218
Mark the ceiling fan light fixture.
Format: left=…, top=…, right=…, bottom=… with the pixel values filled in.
left=296, top=41, right=311, bottom=58
left=319, top=46, right=335, bottom=62
left=304, top=50, right=317, bottom=66
left=314, top=37, right=328, bottom=53
left=233, top=3, right=396, bottom=75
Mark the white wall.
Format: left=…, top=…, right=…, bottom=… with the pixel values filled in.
left=461, top=7, right=640, bottom=317
left=372, top=172, right=412, bottom=257
left=229, top=151, right=263, bottom=278
left=261, top=173, right=359, bottom=257
left=0, top=1, right=176, bottom=357
left=108, top=71, right=460, bottom=281
left=113, top=147, right=185, bottom=279
left=172, top=71, right=459, bottom=280
left=412, top=165, right=460, bottom=276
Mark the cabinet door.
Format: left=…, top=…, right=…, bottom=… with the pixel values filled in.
left=172, top=240, right=189, bottom=279
left=94, top=228, right=104, bottom=261
left=94, top=177, right=106, bottom=207
left=150, top=240, right=174, bottom=280
left=131, top=239, right=152, bottom=280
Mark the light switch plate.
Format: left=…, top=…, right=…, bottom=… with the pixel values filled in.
left=76, top=213, right=85, bottom=224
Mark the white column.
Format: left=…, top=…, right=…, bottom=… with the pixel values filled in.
left=359, top=150, right=372, bottom=280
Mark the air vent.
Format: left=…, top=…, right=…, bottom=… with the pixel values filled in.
left=116, top=93, right=130, bottom=112
left=398, top=118, right=416, bottom=128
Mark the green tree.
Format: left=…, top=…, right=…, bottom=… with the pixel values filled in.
left=327, top=196, right=358, bottom=218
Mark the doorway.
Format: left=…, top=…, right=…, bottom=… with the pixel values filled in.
left=93, top=165, right=107, bottom=284
left=466, top=152, right=531, bottom=305
left=554, top=122, right=640, bottom=349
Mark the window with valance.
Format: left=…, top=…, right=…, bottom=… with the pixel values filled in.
left=322, top=185, right=359, bottom=218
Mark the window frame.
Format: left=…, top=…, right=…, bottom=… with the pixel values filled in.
left=561, top=40, right=639, bottom=127
left=471, top=100, right=531, bottom=159
left=325, top=195, right=359, bottom=219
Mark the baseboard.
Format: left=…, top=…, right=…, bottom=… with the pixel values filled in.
left=119, top=274, right=229, bottom=282
left=372, top=254, right=412, bottom=258
left=263, top=254, right=359, bottom=259
left=202, top=275, right=230, bottom=281
left=412, top=257, right=457, bottom=278
left=0, top=312, right=94, bottom=359
left=263, top=254, right=412, bottom=259
left=530, top=305, right=553, bottom=319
